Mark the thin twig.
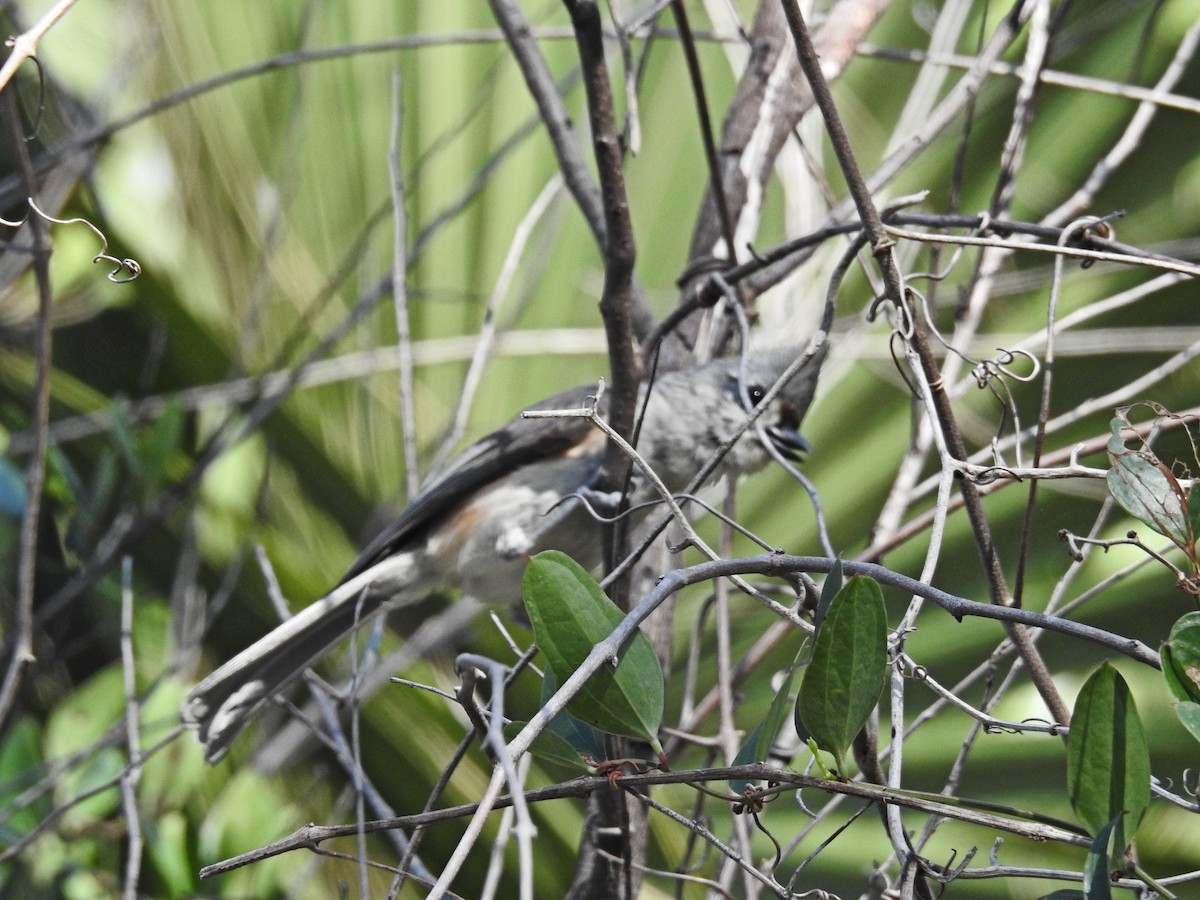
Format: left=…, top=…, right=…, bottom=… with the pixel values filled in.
left=670, top=0, right=737, bottom=266
left=430, top=174, right=565, bottom=475
left=988, top=0, right=1049, bottom=218
left=456, top=656, right=536, bottom=900
left=201, top=761, right=1093, bottom=879
left=0, top=0, right=79, bottom=92
left=1045, top=14, right=1200, bottom=227
left=859, top=42, right=1200, bottom=115
left=389, top=69, right=420, bottom=500
left=883, top=224, right=1200, bottom=277
left=119, top=558, right=143, bottom=900
left=0, top=89, right=53, bottom=727
left=786, top=0, right=1071, bottom=728
left=564, top=0, right=644, bottom=492
left=488, top=0, right=606, bottom=248
left=1012, top=216, right=1090, bottom=608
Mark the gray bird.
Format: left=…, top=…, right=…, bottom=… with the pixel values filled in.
left=182, top=344, right=825, bottom=762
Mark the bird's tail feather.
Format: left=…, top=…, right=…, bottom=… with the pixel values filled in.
left=182, top=554, right=422, bottom=763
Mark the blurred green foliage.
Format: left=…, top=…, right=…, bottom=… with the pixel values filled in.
left=1, top=0, right=1199, bottom=896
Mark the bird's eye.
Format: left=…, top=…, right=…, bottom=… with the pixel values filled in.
left=747, top=384, right=766, bottom=406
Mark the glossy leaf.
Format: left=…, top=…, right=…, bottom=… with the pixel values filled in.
left=1066, top=664, right=1150, bottom=852
left=796, top=575, right=889, bottom=774
left=1160, top=612, right=1200, bottom=704
left=522, top=551, right=664, bottom=746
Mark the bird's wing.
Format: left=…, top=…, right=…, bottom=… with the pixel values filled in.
left=337, top=382, right=606, bottom=584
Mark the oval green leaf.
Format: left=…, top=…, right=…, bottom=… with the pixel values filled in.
left=796, top=575, right=888, bottom=775
left=1066, top=664, right=1150, bottom=853
left=522, top=551, right=664, bottom=744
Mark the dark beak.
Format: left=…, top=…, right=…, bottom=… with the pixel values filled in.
left=765, top=398, right=812, bottom=463
left=767, top=425, right=812, bottom=462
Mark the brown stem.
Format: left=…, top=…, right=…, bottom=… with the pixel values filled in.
left=562, top=4, right=645, bottom=895
left=777, top=0, right=1069, bottom=728
left=670, top=0, right=738, bottom=267
left=0, top=89, right=53, bottom=727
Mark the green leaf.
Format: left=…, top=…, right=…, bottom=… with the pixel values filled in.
left=1106, top=419, right=1192, bottom=548
left=796, top=575, right=889, bottom=774
left=61, top=748, right=124, bottom=827
left=1160, top=612, right=1200, bottom=704
left=1066, top=664, right=1151, bottom=853
left=1082, top=816, right=1118, bottom=900
left=108, top=399, right=142, bottom=482
left=522, top=551, right=664, bottom=746
left=138, top=397, right=185, bottom=500
left=540, top=663, right=606, bottom=762
left=792, top=692, right=812, bottom=745
left=1174, top=700, right=1200, bottom=743
left=731, top=723, right=768, bottom=791
left=814, top=557, right=843, bottom=634
left=0, top=717, right=49, bottom=834
left=1161, top=644, right=1194, bottom=705
left=732, top=649, right=805, bottom=795
left=145, top=810, right=198, bottom=897
left=1038, top=892, right=1085, bottom=900
left=79, top=451, right=120, bottom=541
left=504, top=721, right=591, bottom=773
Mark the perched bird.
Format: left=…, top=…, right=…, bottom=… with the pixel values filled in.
left=182, top=344, right=825, bottom=762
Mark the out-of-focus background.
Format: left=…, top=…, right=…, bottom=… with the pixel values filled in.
left=2, top=1, right=1200, bottom=896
